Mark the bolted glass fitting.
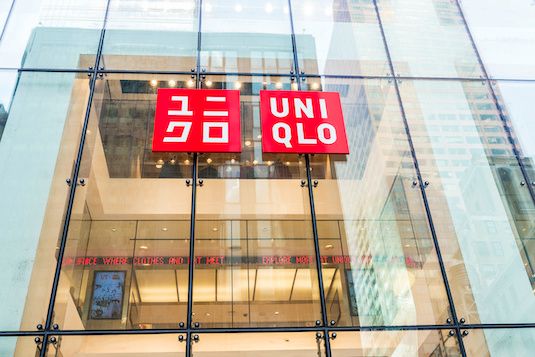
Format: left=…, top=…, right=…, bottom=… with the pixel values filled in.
left=185, top=179, right=191, bottom=187
left=446, top=318, right=452, bottom=324
left=330, top=320, right=336, bottom=326
left=53, top=323, right=59, bottom=330
left=460, top=317, right=466, bottom=324
left=198, top=179, right=204, bottom=187
left=315, top=320, right=321, bottom=326
left=330, top=332, right=337, bottom=340
left=34, top=337, right=41, bottom=344
left=424, top=181, right=429, bottom=187
left=462, top=330, right=469, bottom=337
left=313, top=180, right=318, bottom=187
left=412, top=180, right=418, bottom=187
left=79, top=178, right=86, bottom=186
left=521, top=181, right=526, bottom=186
left=315, top=332, right=323, bottom=340
left=49, top=336, right=57, bottom=344
left=193, top=334, right=200, bottom=343
left=36, top=323, right=44, bottom=330
left=194, top=322, right=200, bottom=328
left=65, top=178, right=71, bottom=186
left=301, top=180, right=307, bottom=187
left=178, top=335, right=185, bottom=342
left=179, top=322, right=185, bottom=328
left=448, top=330, right=455, bottom=337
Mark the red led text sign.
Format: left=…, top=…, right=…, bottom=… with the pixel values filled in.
left=260, top=90, right=349, bottom=154
left=152, top=89, right=241, bottom=153
left=63, top=255, right=422, bottom=269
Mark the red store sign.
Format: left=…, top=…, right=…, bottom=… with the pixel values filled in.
left=260, top=90, right=349, bottom=154
left=152, top=88, right=241, bottom=153
left=152, top=89, right=348, bottom=154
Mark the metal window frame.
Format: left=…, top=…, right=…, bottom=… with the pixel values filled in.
left=0, top=0, right=533, bottom=356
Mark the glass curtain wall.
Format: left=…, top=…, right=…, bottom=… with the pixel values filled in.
left=0, top=0, right=533, bottom=356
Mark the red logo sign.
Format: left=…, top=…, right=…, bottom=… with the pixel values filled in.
left=259, top=90, right=349, bottom=154
left=152, top=89, right=241, bottom=153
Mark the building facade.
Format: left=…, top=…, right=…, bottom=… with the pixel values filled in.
left=0, top=0, right=534, bottom=356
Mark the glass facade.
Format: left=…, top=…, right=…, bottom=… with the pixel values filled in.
left=0, top=1, right=533, bottom=356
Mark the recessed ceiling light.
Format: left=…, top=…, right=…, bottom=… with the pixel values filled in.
left=168, top=80, right=176, bottom=87
left=139, top=245, right=148, bottom=250
left=111, top=228, right=117, bottom=232
left=205, top=80, right=213, bottom=87
left=274, top=311, right=279, bottom=315
left=253, top=160, right=258, bottom=165
left=244, top=140, right=251, bottom=146
left=206, top=158, right=213, bottom=164
left=162, top=227, right=168, bottom=232
left=212, top=227, right=218, bottom=232
left=150, top=79, right=158, bottom=87
left=325, top=244, right=333, bottom=249
left=285, top=161, right=290, bottom=166
left=234, top=81, right=241, bottom=89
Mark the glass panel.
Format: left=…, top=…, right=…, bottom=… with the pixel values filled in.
left=100, top=0, right=199, bottom=71
left=400, top=79, right=535, bottom=324
left=330, top=330, right=461, bottom=356
left=0, top=0, right=106, bottom=69
left=2, top=336, right=41, bottom=357
left=465, top=328, right=535, bottom=357
left=461, top=0, right=535, bottom=80
left=191, top=75, right=322, bottom=328
left=200, top=0, right=294, bottom=73
left=46, top=334, right=185, bottom=356
left=194, top=332, right=324, bottom=356
left=304, top=77, right=452, bottom=326
left=0, top=71, right=90, bottom=331
left=378, top=0, right=482, bottom=78
left=494, top=80, right=535, bottom=185
left=52, top=73, right=193, bottom=330
left=293, top=0, right=389, bottom=76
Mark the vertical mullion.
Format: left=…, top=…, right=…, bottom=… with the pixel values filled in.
left=370, top=0, right=467, bottom=355
left=287, top=0, right=332, bottom=356
left=185, top=1, right=203, bottom=356
left=0, top=0, right=16, bottom=43
left=452, top=0, right=535, bottom=206
left=304, top=155, right=332, bottom=357
left=185, top=152, right=198, bottom=357
left=39, top=0, right=112, bottom=356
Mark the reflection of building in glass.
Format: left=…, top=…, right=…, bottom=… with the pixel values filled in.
left=0, top=0, right=534, bottom=356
